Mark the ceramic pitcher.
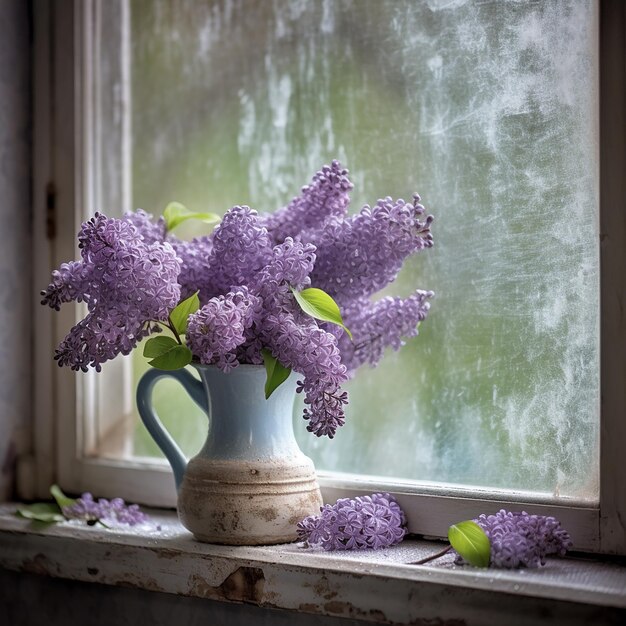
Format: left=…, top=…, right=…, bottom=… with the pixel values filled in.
left=136, top=364, right=323, bottom=545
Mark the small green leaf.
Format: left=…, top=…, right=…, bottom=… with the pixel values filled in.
left=448, top=520, right=491, bottom=568
left=143, top=335, right=179, bottom=358
left=291, top=287, right=352, bottom=339
left=163, top=202, right=220, bottom=232
left=16, top=502, right=64, bottom=524
left=169, top=291, right=200, bottom=335
left=148, top=344, right=193, bottom=370
left=262, top=349, right=292, bottom=399
left=50, top=484, right=75, bottom=510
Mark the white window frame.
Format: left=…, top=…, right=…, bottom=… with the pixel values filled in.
left=29, top=0, right=625, bottom=555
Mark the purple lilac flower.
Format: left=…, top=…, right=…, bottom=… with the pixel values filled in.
left=187, top=288, right=262, bottom=371
left=39, top=260, right=91, bottom=310
left=169, top=236, right=214, bottom=301
left=338, top=290, right=434, bottom=375
left=297, top=493, right=407, bottom=550
left=176, top=208, right=347, bottom=436
left=201, top=206, right=274, bottom=299
left=123, top=209, right=166, bottom=244
left=261, top=160, right=353, bottom=243
left=63, top=492, right=148, bottom=526
left=124, top=209, right=215, bottom=302
left=307, top=195, right=433, bottom=303
left=43, top=162, right=434, bottom=441
left=41, top=213, right=181, bottom=372
left=234, top=237, right=318, bottom=365
left=261, top=312, right=348, bottom=437
left=252, top=237, right=317, bottom=295
left=244, top=236, right=347, bottom=436
left=454, top=510, right=573, bottom=568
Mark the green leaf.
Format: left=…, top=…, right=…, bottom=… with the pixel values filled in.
left=144, top=332, right=194, bottom=370
left=262, top=349, right=292, bottom=399
left=169, top=291, right=200, bottom=335
left=448, top=520, right=491, bottom=568
left=148, top=344, right=193, bottom=370
left=143, top=335, right=179, bottom=359
left=291, top=287, right=352, bottom=339
left=50, top=484, right=75, bottom=510
left=163, top=201, right=220, bottom=232
left=16, top=502, right=64, bottom=524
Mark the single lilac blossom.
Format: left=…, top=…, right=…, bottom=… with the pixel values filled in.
left=234, top=237, right=317, bottom=365
left=338, top=290, right=434, bottom=376
left=454, top=509, right=573, bottom=568
left=63, top=492, right=149, bottom=526
left=41, top=213, right=181, bottom=372
left=260, top=312, right=348, bottom=437
left=251, top=237, right=317, bottom=297
left=170, top=235, right=214, bottom=301
left=261, top=159, right=353, bottom=243
left=307, top=194, right=433, bottom=303
left=201, top=205, right=274, bottom=300
left=123, top=208, right=166, bottom=244
left=186, top=288, right=262, bottom=371
left=297, top=493, right=407, bottom=550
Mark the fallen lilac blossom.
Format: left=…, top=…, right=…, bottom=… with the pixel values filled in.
left=454, top=509, right=572, bottom=569
left=297, top=493, right=407, bottom=550
left=62, top=492, right=150, bottom=527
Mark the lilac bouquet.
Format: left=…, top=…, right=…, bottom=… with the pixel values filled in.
left=42, top=161, right=434, bottom=438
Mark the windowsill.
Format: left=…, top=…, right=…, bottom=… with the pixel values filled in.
left=1, top=504, right=625, bottom=625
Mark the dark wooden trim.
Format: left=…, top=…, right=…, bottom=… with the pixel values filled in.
left=599, top=0, right=626, bottom=554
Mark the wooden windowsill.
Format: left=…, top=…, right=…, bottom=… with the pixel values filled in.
left=0, top=504, right=625, bottom=625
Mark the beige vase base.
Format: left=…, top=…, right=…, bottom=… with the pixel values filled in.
left=177, top=457, right=323, bottom=545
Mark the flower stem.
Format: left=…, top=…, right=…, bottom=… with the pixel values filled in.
left=409, top=544, right=452, bottom=565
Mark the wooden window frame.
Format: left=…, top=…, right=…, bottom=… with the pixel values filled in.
left=29, top=0, right=625, bottom=554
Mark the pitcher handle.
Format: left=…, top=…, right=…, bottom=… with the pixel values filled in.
left=136, top=368, right=208, bottom=491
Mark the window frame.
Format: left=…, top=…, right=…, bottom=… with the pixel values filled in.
left=30, top=0, right=625, bottom=555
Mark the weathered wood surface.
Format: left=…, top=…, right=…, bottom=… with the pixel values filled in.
left=1, top=505, right=625, bottom=625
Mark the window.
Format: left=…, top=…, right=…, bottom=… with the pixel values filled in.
left=31, top=0, right=625, bottom=554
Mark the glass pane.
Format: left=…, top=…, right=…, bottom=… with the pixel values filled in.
left=105, top=0, right=599, bottom=500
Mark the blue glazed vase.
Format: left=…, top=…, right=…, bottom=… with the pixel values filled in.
left=136, top=364, right=323, bottom=545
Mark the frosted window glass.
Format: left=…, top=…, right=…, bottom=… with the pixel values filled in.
left=123, top=0, right=599, bottom=500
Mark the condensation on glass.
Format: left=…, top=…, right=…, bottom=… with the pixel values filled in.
left=94, top=0, right=599, bottom=501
